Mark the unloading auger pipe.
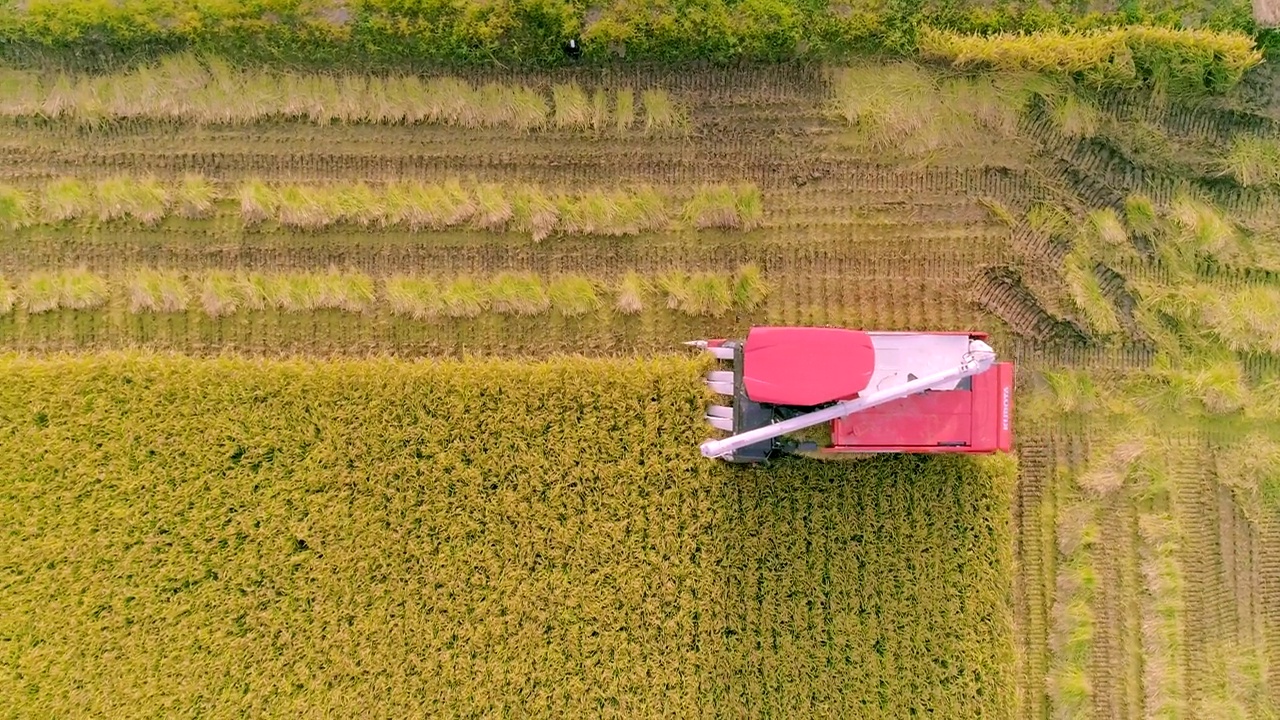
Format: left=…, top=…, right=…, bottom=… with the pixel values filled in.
left=700, top=340, right=997, bottom=460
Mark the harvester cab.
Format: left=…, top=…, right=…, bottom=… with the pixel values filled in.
left=687, top=326, right=1014, bottom=464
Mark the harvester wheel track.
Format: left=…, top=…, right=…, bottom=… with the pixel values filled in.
left=971, top=266, right=1088, bottom=344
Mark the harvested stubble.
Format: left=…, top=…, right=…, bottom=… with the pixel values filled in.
left=0, top=55, right=685, bottom=133
left=0, top=351, right=1016, bottom=718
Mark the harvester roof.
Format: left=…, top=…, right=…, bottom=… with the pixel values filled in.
left=741, top=326, right=875, bottom=405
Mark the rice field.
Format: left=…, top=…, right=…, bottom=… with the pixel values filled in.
left=0, top=352, right=1017, bottom=717
left=1, top=9, right=1280, bottom=718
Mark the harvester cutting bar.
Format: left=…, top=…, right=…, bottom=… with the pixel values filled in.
left=698, top=340, right=996, bottom=460
left=683, top=340, right=734, bottom=360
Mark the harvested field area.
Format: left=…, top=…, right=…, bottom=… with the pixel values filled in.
left=0, top=352, right=1017, bottom=718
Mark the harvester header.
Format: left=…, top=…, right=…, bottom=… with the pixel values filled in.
left=687, top=327, right=1014, bottom=463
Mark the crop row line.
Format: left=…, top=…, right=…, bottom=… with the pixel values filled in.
left=0, top=265, right=769, bottom=320
left=0, top=55, right=690, bottom=132
left=0, top=176, right=763, bottom=240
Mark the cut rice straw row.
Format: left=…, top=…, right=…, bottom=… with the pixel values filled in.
left=0, top=54, right=688, bottom=133
left=0, top=265, right=770, bottom=319
left=1, top=176, right=763, bottom=238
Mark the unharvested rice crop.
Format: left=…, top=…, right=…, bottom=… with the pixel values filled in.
left=0, top=352, right=1016, bottom=718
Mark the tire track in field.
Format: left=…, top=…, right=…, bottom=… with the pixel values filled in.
left=1216, top=478, right=1271, bottom=700
left=970, top=267, right=1087, bottom=343
left=1258, top=512, right=1280, bottom=707
left=1014, top=437, right=1051, bottom=720
left=1173, top=447, right=1233, bottom=712
left=1095, top=91, right=1278, bottom=146
left=1093, top=486, right=1132, bottom=720
left=1006, top=339, right=1155, bottom=370
left=1118, top=481, right=1145, bottom=720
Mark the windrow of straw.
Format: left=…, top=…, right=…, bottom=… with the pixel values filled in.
left=0, top=265, right=770, bottom=319
left=0, top=55, right=688, bottom=133
left=828, top=61, right=1040, bottom=156
left=0, top=177, right=764, bottom=238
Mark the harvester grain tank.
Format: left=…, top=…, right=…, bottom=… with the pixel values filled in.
left=687, top=326, right=1014, bottom=463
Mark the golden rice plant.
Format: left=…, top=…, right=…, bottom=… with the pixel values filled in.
left=331, top=182, right=385, bottom=228
left=252, top=270, right=373, bottom=313
left=615, top=270, right=647, bottom=314
left=1062, top=251, right=1122, bottom=336
left=472, top=83, right=548, bottom=131
left=510, top=185, right=560, bottom=242
left=829, top=62, right=1031, bottom=154
left=978, top=197, right=1016, bottom=227
left=549, top=276, right=602, bottom=317
left=552, top=83, right=593, bottom=129
left=1026, top=202, right=1073, bottom=238
left=1122, top=193, right=1159, bottom=235
left=470, top=183, right=513, bottom=231
left=128, top=268, right=191, bottom=313
left=276, top=184, right=339, bottom=230
left=199, top=270, right=242, bottom=317
left=682, top=185, right=748, bottom=229
left=658, top=271, right=734, bottom=316
left=1199, top=285, right=1280, bottom=354
left=95, top=175, right=169, bottom=225
left=1222, top=136, right=1280, bottom=188
left=0, top=184, right=32, bottom=231
left=384, top=275, right=445, bottom=321
left=238, top=179, right=278, bottom=224
left=558, top=188, right=669, bottom=237
left=0, top=274, right=13, bottom=315
left=40, top=177, right=93, bottom=222
left=440, top=276, right=488, bottom=318
left=590, top=88, right=610, bottom=133
left=1047, top=92, right=1102, bottom=138
left=918, top=26, right=1261, bottom=96
left=615, top=88, right=635, bottom=133
left=1168, top=191, right=1244, bottom=263
left=311, top=269, right=376, bottom=313
left=732, top=264, right=770, bottom=311
left=641, top=89, right=687, bottom=133
left=174, top=174, right=218, bottom=220
left=488, top=273, right=550, bottom=315
left=20, top=268, right=108, bottom=313
left=385, top=180, right=475, bottom=230
left=0, top=353, right=1015, bottom=719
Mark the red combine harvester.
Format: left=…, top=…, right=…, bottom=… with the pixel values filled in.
left=687, top=327, right=1014, bottom=464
